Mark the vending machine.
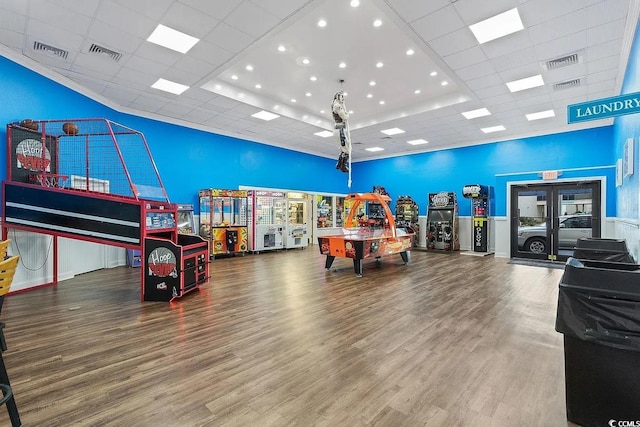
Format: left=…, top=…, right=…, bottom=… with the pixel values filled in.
left=248, top=190, right=287, bottom=252
left=177, top=203, right=196, bottom=234
left=199, top=189, right=249, bottom=257
left=285, top=192, right=309, bottom=249
left=426, top=191, right=460, bottom=251
left=462, top=184, right=492, bottom=253
left=395, top=195, right=419, bottom=234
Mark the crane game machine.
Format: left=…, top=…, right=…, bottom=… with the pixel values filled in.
left=177, top=203, right=196, bottom=234
left=426, top=191, right=460, bottom=251
left=199, top=189, right=248, bottom=257
left=395, top=195, right=419, bottom=234
left=462, top=184, right=492, bottom=253
left=286, top=192, right=309, bottom=249
left=248, top=190, right=287, bottom=252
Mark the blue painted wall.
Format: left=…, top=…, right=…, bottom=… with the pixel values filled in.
left=614, top=18, right=640, bottom=220
left=352, top=127, right=615, bottom=217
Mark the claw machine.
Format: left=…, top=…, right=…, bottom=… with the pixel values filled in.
left=248, top=190, right=287, bottom=252
left=199, top=189, right=248, bottom=257
left=177, top=203, right=196, bottom=234
left=285, top=192, right=309, bottom=249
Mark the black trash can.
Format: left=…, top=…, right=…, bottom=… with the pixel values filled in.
left=556, top=257, right=640, bottom=426
left=572, top=237, right=634, bottom=263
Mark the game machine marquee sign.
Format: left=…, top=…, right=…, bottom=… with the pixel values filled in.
left=426, top=191, right=460, bottom=251
left=8, top=123, right=59, bottom=184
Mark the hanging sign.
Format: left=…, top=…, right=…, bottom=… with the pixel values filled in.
left=567, top=91, right=640, bottom=123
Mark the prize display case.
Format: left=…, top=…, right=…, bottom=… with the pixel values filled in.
left=199, top=189, right=249, bottom=257
left=248, top=190, right=287, bottom=252
left=177, top=203, right=196, bottom=234
left=285, top=192, right=309, bottom=249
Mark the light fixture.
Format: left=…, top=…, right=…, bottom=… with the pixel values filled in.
left=302, top=58, right=310, bottom=65
left=367, top=94, right=373, bottom=98
left=252, top=110, right=280, bottom=121
left=350, top=0, right=360, bottom=7
left=481, top=125, right=506, bottom=133
left=407, top=139, right=429, bottom=145
left=151, top=78, right=189, bottom=95
left=231, top=75, right=238, bottom=80
left=320, top=109, right=325, bottom=114
left=373, top=19, right=382, bottom=27
left=506, top=74, right=544, bottom=92
left=291, top=98, right=297, bottom=103
left=376, top=62, right=384, bottom=68
left=317, top=19, right=327, bottom=28
left=366, top=147, right=384, bottom=152
left=255, top=84, right=262, bottom=89
left=381, top=128, right=405, bottom=136
left=379, top=100, right=385, bottom=105
left=277, top=45, right=286, bottom=52
left=246, top=65, right=253, bottom=71
left=462, top=108, right=491, bottom=119
left=441, top=81, right=449, bottom=86
left=314, top=130, right=333, bottom=138
left=414, top=89, right=421, bottom=94
left=146, top=24, right=199, bottom=54
left=369, top=81, right=376, bottom=86
left=430, top=71, right=438, bottom=77
left=406, top=49, right=415, bottom=56
left=526, top=109, right=556, bottom=121
left=310, top=76, right=317, bottom=81
left=348, top=110, right=354, bottom=114
left=469, top=8, right=524, bottom=44
left=339, top=62, right=347, bottom=68
left=305, top=92, right=312, bottom=97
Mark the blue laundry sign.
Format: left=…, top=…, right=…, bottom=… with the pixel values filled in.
left=567, top=91, right=640, bottom=123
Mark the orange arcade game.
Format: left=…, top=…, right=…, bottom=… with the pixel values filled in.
left=317, top=192, right=415, bottom=277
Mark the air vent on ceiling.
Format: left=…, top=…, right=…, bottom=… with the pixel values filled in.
left=88, top=43, right=122, bottom=62
left=553, top=78, right=581, bottom=90
left=545, top=53, right=580, bottom=70
left=33, top=41, right=68, bottom=60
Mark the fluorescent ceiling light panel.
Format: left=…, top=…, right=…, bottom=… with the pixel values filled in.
left=251, top=110, right=280, bottom=121
left=407, top=139, right=429, bottom=145
left=462, top=108, right=491, bottom=119
left=481, top=125, right=506, bottom=133
left=381, top=127, right=405, bottom=135
left=151, top=78, right=189, bottom=95
left=469, top=8, right=524, bottom=44
left=526, top=109, right=556, bottom=121
left=366, top=147, right=384, bottom=152
left=314, top=130, right=333, bottom=138
left=147, top=24, right=199, bottom=54
left=506, top=75, right=544, bottom=92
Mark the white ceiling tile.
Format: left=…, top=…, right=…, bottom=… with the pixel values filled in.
left=454, top=60, right=497, bottom=80
left=102, top=85, right=141, bottom=105
left=177, top=0, right=243, bottom=20
left=114, top=0, right=173, bottom=21
left=465, top=74, right=504, bottom=91
left=586, top=0, right=630, bottom=27
left=0, top=9, right=26, bottom=35
left=474, top=84, right=511, bottom=100
left=586, top=54, right=619, bottom=74
left=160, top=2, right=220, bottom=39
left=385, top=0, right=449, bottom=23
left=489, top=47, right=539, bottom=73
left=587, top=39, right=623, bottom=60
left=204, top=21, right=256, bottom=54
left=249, top=0, right=312, bottom=20
left=586, top=79, right=616, bottom=95
left=429, top=28, right=478, bottom=57
left=224, top=1, right=281, bottom=38
left=586, top=68, right=619, bottom=84
left=410, top=5, right=465, bottom=42
left=443, top=46, right=488, bottom=70
left=481, top=31, right=536, bottom=60
left=0, top=29, right=24, bottom=50
left=519, top=0, right=587, bottom=26
left=453, top=0, right=521, bottom=25
left=87, top=21, right=144, bottom=55
left=94, top=2, right=156, bottom=39
left=587, top=18, right=627, bottom=46
left=528, top=9, right=587, bottom=45
left=532, top=31, right=588, bottom=62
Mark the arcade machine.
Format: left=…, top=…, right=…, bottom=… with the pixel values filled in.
left=285, top=192, right=309, bottom=249
left=199, top=189, right=248, bottom=257
left=426, top=191, right=460, bottom=251
left=177, top=203, right=196, bottom=234
left=462, top=184, right=492, bottom=253
left=395, top=195, right=419, bottom=234
left=247, top=190, right=287, bottom=252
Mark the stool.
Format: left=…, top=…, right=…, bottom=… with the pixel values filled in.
left=0, top=255, right=21, bottom=426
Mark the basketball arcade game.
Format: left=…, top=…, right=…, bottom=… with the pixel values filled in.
left=318, top=193, right=415, bottom=277
left=2, top=119, right=209, bottom=302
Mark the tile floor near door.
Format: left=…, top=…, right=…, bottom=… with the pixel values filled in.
left=1, top=247, right=573, bottom=426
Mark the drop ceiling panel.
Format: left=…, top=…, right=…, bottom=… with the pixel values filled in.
left=452, top=0, right=520, bottom=24
left=410, top=5, right=465, bottom=42
left=177, top=0, right=244, bottom=20
left=384, top=0, right=450, bottom=23
left=224, top=1, right=282, bottom=38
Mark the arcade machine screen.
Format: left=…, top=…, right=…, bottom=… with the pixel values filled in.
left=427, top=209, right=453, bottom=222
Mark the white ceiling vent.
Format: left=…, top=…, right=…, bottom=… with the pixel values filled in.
left=545, top=53, right=580, bottom=70
left=553, top=78, right=581, bottom=90
left=33, top=41, right=68, bottom=60
left=89, top=44, right=122, bottom=62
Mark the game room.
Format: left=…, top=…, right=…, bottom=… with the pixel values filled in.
left=0, top=0, right=639, bottom=425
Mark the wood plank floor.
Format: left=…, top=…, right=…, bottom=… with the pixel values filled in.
left=0, top=248, right=574, bottom=426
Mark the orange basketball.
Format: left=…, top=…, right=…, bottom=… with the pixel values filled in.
left=62, top=122, right=79, bottom=135
left=20, top=119, right=39, bottom=131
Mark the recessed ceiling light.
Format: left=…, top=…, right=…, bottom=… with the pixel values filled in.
left=350, top=0, right=360, bottom=6
left=277, top=45, right=286, bottom=52
left=469, top=8, right=524, bottom=44
left=317, top=19, right=327, bottom=28
left=320, top=109, right=325, bottom=114
left=376, top=62, right=384, bottom=68
left=348, top=110, right=354, bottom=114
left=231, top=75, right=238, bottom=80
left=151, top=78, right=189, bottom=95
left=367, top=94, right=373, bottom=98
left=366, top=147, right=384, bottom=152
left=303, top=115, right=308, bottom=119
left=373, top=19, right=382, bottom=27
left=462, top=108, right=491, bottom=119
left=369, top=81, right=376, bottom=86
left=379, top=100, right=385, bottom=105
left=310, top=76, right=317, bottom=81
left=481, top=125, right=506, bottom=133
left=430, top=71, right=438, bottom=77
left=255, top=84, right=262, bottom=89
left=252, top=110, right=280, bottom=121
left=305, top=92, right=312, bottom=97
left=414, top=89, right=421, bottom=94
left=406, top=49, right=415, bottom=56
left=343, top=92, right=348, bottom=97
left=246, top=65, right=253, bottom=71
left=506, top=74, right=544, bottom=92
left=339, top=62, right=347, bottom=68
left=381, top=128, right=405, bottom=135
left=526, top=109, right=556, bottom=121
left=407, top=139, right=429, bottom=145
left=291, top=99, right=297, bottom=103
left=441, top=81, right=448, bottom=86
left=214, top=84, right=221, bottom=90
left=146, top=24, right=199, bottom=54
left=315, top=130, right=333, bottom=138
left=302, top=58, right=310, bottom=65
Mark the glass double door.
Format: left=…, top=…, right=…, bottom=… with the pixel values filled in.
left=511, top=181, right=601, bottom=262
